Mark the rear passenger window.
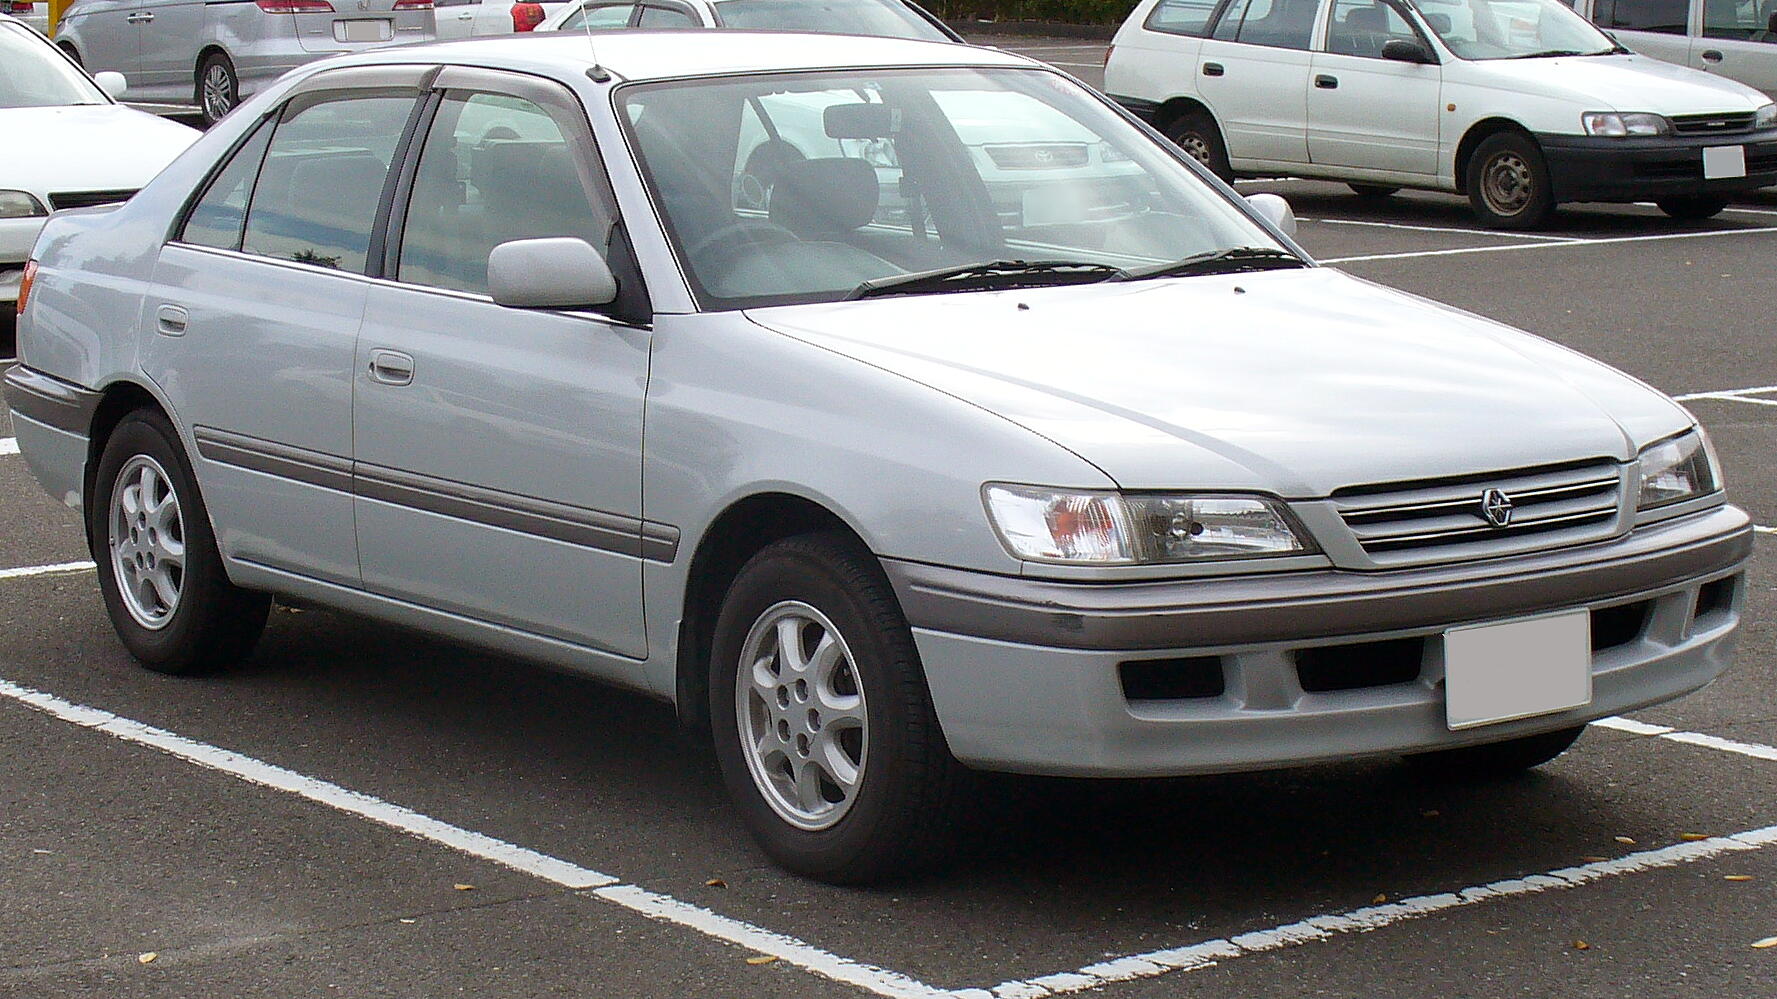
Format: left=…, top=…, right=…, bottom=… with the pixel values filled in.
left=240, top=95, right=415, bottom=272
left=1703, top=0, right=1775, bottom=39
left=1326, top=0, right=1422, bottom=55
left=1210, top=0, right=1318, bottom=47
left=396, top=91, right=614, bottom=296
left=1593, top=0, right=1688, bottom=33
left=559, top=2, right=636, bottom=28
left=636, top=3, right=696, bottom=24
left=178, top=121, right=274, bottom=251
left=1146, top=0, right=1220, bottom=35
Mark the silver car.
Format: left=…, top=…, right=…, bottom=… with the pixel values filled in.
left=4, top=32, right=1750, bottom=883
left=52, top=0, right=435, bottom=124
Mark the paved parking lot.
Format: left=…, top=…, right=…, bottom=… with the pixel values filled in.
left=4, top=35, right=1777, bottom=999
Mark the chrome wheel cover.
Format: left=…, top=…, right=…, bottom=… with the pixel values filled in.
left=110, top=455, right=185, bottom=630
left=202, top=64, right=234, bottom=121
left=735, top=601, right=868, bottom=831
left=1480, top=151, right=1534, bottom=216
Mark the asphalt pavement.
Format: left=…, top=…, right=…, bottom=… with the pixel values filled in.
left=2, top=35, right=1776, bottom=999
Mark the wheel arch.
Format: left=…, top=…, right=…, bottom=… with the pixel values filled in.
left=1454, top=117, right=1536, bottom=191
left=1154, top=95, right=1217, bottom=135
left=193, top=44, right=231, bottom=96
left=56, top=40, right=81, bottom=66
left=82, top=380, right=170, bottom=547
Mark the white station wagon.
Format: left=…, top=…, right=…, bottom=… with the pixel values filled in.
left=1106, top=0, right=1777, bottom=226
left=5, top=32, right=1751, bottom=882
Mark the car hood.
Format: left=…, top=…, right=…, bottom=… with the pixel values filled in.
left=0, top=104, right=199, bottom=199
left=1465, top=53, right=1769, bottom=114
left=744, top=268, right=1694, bottom=496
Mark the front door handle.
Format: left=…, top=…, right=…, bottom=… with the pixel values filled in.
left=155, top=304, right=188, bottom=336
left=1700, top=48, right=1724, bottom=63
left=126, top=11, right=154, bottom=22
left=1202, top=61, right=1225, bottom=77
left=368, top=349, right=415, bottom=386
left=1315, top=74, right=1339, bottom=89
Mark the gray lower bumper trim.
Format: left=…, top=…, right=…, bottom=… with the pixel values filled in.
left=886, top=504, right=1752, bottom=651
left=2, top=364, right=100, bottom=435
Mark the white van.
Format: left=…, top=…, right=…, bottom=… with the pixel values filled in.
left=1572, top=0, right=1776, bottom=97
left=1105, top=0, right=1777, bottom=226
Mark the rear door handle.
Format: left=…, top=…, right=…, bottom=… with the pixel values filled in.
left=155, top=304, right=188, bottom=336
left=1700, top=48, right=1724, bottom=63
left=126, top=11, right=154, bottom=22
left=1315, top=74, right=1339, bottom=89
left=1202, top=61, right=1224, bottom=77
left=368, top=349, right=415, bottom=386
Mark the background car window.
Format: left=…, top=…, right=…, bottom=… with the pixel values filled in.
left=636, top=3, right=697, bottom=24
left=1145, top=0, right=1221, bottom=35
left=239, top=96, right=414, bottom=272
left=397, top=91, right=614, bottom=296
left=179, top=122, right=275, bottom=251
left=559, top=2, right=635, bottom=29
left=1327, top=0, right=1422, bottom=55
left=1703, top=0, right=1777, bottom=39
left=735, top=91, right=903, bottom=219
left=1591, top=0, right=1688, bottom=33
left=711, top=0, right=953, bottom=39
left=1210, top=0, right=1318, bottom=47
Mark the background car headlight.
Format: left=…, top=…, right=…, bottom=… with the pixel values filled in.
left=1637, top=430, right=1719, bottom=509
left=1581, top=112, right=1670, bottom=137
left=1757, top=103, right=1777, bottom=130
left=983, top=484, right=1314, bottom=564
left=0, top=190, right=48, bottom=219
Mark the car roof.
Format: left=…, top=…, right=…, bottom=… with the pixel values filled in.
left=351, top=30, right=1033, bottom=83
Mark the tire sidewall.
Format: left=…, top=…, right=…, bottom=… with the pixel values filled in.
left=1466, top=132, right=1553, bottom=230
left=1165, top=111, right=1235, bottom=184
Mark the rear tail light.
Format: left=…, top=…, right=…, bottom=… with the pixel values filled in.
left=254, top=0, right=334, bottom=12
left=16, top=261, right=37, bottom=318
left=8, top=2, right=36, bottom=13
left=1103, top=44, right=1114, bottom=67
left=511, top=1, right=544, bottom=30
left=393, top=0, right=433, bottom=8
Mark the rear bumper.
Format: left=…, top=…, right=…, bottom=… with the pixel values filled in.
left=888, top=504, right=1752, bottom=776
left=1109, top=95, right=1163, bottom=126
left=1535, top=129, right=1777, bottom=202
left=3, top=365, right=98, bottom=511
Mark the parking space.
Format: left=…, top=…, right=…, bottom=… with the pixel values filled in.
left=4, top=34, right=1777, bottom=999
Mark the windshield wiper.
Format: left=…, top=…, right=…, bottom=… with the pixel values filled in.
left=1505, top=48, right=1608, bottom=58
left=847, top=259, right=1128, bottom=300
left=1114, top=246, right=1307, bottom=281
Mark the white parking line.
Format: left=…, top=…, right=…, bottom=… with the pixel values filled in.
left=1324, top=225, right=1777, bottom=264
left=0, top=560, right=95, bottom=580
left=1, top=437, right=17, bottom=456
left=1298, top=217, right=1579, bottom=242
left=1591, top=715, right=1777, bottom=762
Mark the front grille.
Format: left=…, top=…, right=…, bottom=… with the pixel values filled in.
left=1670, top=112, right=1755, bottom=136
left=1333, top=460, right=1622, bottom=566
left=983, top=143, right=1090, bottom=170
left=47, top=189, right=137, bottom=211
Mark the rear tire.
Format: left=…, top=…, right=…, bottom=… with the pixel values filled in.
left=708, top=532, right=967, bottom=883
left=1405, top=725, right=1585, bottom=778
left=197, top=52, right=239, bottom=127
left=90, top=409, right=269, bottom=675
left=1656, top=195, right=1728, bottom=220
left=1162, top=109, right=1234, bottom=184
left=1465, top=131, right=1555, bottom=230
left=1348, top=183, right=1401, bottom=198
left=58, top=43, right=82, bottom=67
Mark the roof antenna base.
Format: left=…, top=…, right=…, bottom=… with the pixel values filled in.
left=585, top=65, right=611, bottom=82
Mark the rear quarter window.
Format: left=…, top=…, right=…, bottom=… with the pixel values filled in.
left=1145, top=0, right=1222, bottom=35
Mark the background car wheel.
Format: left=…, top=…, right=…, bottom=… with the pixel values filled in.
left=90, top=409, right=270, bottom=675
left=197, top=52, right=239, bottom=126
left=1162, top=109, right=1234, bottom=183
left=58, top=42, right=81, bottom=67
left=1348, top=183, right=1401, bottom=199
left=1404, top=725, right=1585, bottom=778
left=1465, top=132, right=1554, bottom=230
left=709, top=532, right=967, bottom=884
left=1656, top=195, right=1728, bottom=220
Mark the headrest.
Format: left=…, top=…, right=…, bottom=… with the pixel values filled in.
left=1343, top=6, right=1387, bottom=30
left=768, top=158, right=879, bottom=238
left=472, top=141, right=582, bottom=211
left=287, top=153, right=384, bottom=222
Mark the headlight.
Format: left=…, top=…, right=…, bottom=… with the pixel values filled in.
left=1757, top=103, right=1777, bottom=130
left=1098, top=141, right=1131, bottom=163
left=1637, top=430, right=1719, bottom=509
left=982, top=484, right=1314, bottom=564
left=1581, top=112, right=1670, bottom=137
left=0, top=190, right=47, bottom=219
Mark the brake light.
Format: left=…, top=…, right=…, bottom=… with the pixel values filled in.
left=16, top=261, right=37, bottom=319
left=393, top=0, right=433, bottom=8
left=254, top=0, right=334, bottom=12
left=1103, top=44, right=1113, bottom=67
left=8, top=2, right=36, bottom=13
left=511, top=1, right=545, bottom=30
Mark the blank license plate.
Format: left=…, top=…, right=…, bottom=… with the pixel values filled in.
left=336, top=18, right=391, bottom=42
left=1703, top=145, right=1746, bottom=180
left=1444, top=611, right=1590, bottom=731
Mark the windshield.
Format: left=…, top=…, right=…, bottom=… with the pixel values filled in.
left=712, top=0, right=952, bottom=39
left=618, top=67, right=1288, bottom=309
left=0, top=23, right=108, bottom=108
left=1411, top=0, right=1617, bottom=58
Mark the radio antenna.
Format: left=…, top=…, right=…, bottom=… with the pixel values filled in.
left=581, top=7, right=611, bottom=82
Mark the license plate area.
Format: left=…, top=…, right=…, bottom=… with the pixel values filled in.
left=1444, top=610, right=1591, bottom=731
left=1703, top=144, right=1746, bottom=180
left=335, top=18, right=392, bottom=42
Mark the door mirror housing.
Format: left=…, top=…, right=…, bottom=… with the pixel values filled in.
left=1245, top=193, right=1298, bottom=237
left=1381, top=38, right=1435, bottom=64
left=488, top=237, right=618, bottom=310
left=94, top=71, right=128, bottom=99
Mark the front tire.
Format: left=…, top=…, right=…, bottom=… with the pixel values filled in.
left=90, top=409, right=269, bottom=675
left=1405, top=725, right=1585, bottom=778
left=197, top=52, right=239, bottom=126
left=1465, top=132, right=1554, bottom=230
left=1162, top=109, right=1234, bottom=184
left=709, top=532, right=966, bottom=883
left=1656, top=195, right=1728, bottom=220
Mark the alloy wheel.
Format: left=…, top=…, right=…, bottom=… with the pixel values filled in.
left=202, top=64, right=234, bottom=122
left=110, top=455, right=185, bottom=630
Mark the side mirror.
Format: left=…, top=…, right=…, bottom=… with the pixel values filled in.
left=488, top=237, right=617, bottom=310
left=94, top=71, right=127, bottom=99
left=1245, top=193, right=1297, bottom=237
left=1381, top=38, right=1435, bottom=64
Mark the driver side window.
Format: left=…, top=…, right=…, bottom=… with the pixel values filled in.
left=1326, top=0, right=1423, bottom=55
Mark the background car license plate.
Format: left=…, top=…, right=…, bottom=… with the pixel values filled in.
left=1703, top=145, right=1746, bottom=180
left=336, top=18, right=391, bottom=42
left=1444, top=611, right=1590, bottom=730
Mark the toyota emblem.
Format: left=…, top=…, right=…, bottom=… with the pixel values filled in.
left=1480, top=488, right=1514, bottom=528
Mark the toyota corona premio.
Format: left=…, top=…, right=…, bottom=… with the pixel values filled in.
left=2, top=32, right=1750, bottom=883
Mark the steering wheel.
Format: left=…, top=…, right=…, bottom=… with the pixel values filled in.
left=686, top=219, right=800, bottom=268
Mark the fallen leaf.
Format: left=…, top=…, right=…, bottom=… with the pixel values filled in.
left=1572, top=940, right=1590, bottom=951
left=1371, top=894, right=1388, bottom=905
left=138, top=952, right=159, bottom=964
left=746, top=955, right=779, bottom=966
left=452, top=883, right=475, bottom=891
left=1580, top=856, right=1610, bottom=863
left=1725, top=875, right=1755, bottom=882
left=705, top=878, right=727, bottom=888
left=1613, top=836, right=1636, bottom=845
left=1679, top=833, right=1710, bottom=842
left=1752, top=937, right=1777, bottom=950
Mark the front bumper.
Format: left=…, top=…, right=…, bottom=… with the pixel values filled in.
left=889, top=504, right=1751, bottom=776
left=1535, top=129, right=1777, bottom=203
